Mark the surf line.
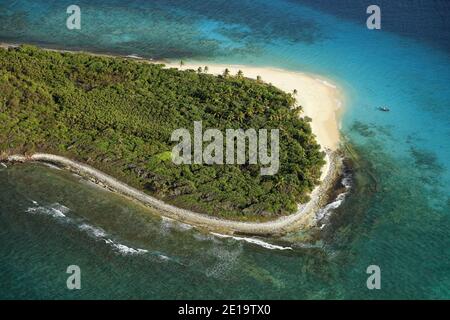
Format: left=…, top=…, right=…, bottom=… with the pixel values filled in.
left=211, top=232, right=292, bottom=250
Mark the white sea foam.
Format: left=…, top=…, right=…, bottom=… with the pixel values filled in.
left=150, top=250, right=178, bottom=263
left=160, top=219, right=173, bottom=232
left=0, top=162, right=7, bottom=169
left=160, top=216, right=189, bottom=234
left=160, top=217, right=194, bottom=231
left=315, top=193, right=346, bottom=221
left=26, top=203, right=70, bottom=219
left=126, top=54, right=143, bottom=59
left=50, top=203, right=70, bottom=217
left=315, top=173, right=352, bottom=223
left=78, top=222, right=148, bottom=255
left=177, top=222, right=193, bottom=230
left=24, top=201, right=148, bottom=256
left=315, top=78, right=337, bottom=89
left=104, top=239, right=148, bottom=255
left=192, top=232, right=222, bottom=244
left=79, top=223, right=107, bottom=238
left=211, top=233, right=292, bottom=251
left=158, top=254, right=170, bottom=261
left=26, top=207, right=42, bottom=214
left=341, top=175, right=352, bottom=189
left=43, top=163, right=61, bottom=170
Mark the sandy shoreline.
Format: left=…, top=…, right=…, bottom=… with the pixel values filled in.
left=4, top=153, right=342, bottom=236
left=170, top=61, right=344, bottom=151
left=1, top=43, right=346, bottom=235
left=1, top=43, right=344, bottom=151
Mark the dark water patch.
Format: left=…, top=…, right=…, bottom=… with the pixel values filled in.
left=0, top=0, right=326, bottom=60
left=295, top=0, right=450, bottom=54
left=156, top=0, right=326, bottom=44
left=351, top=121, right=376, bottom=138
left=410, top=147, right=444, bottom=173
left=1, top=0, right=450, bottom=299
left=350, top=120, right=393, bottom=139
left=321, top=139, right=450, bottom=299
left=0, top=162, right=352, bottom=299
left=1, top=144, right=449, bottom=298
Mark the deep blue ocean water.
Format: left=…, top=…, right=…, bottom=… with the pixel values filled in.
left=0, top=0, right=449, bottom=299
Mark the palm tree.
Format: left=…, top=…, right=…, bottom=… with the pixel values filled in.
left=256, top=75, right=262, bottom=82
left=293, top=107, right=302, bottom=118
left=204, top=66, right=209, bottom=73
left=293, top=89, right=298, bottom=95
left=223, top=68, right=230, bottom=77
left=197, top=67, right=203, bottom=73
left=179, top=60, right=184, bottom=68
left=237, top=111, right=245, bottom=122
left=237, top=70, right=243, bottom=78
left=274, top=175, right=286, bottom=188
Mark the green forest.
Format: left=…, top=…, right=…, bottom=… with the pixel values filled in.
left=0, top=45, right=325, bottom=220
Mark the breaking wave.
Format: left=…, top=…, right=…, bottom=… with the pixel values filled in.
left=159, top=216, right=194, bottom=233
left=25, top=201, right=148, bottom=256
left=26, top=202, right=71, bottom=220
left=315, top=78, right=337, bottom=89
left=42, top=163, right=62, bottom=170
left=77, top=222, right=148, bottom=255
left=316, top=171, right=352, bottom=227
left=211, top=233, right=292, bottom=251
left=125, top=54, right=146, bottom=60
left=103, top=238, right=148, bottom=255
left=79, top=223, right=107, bottom=238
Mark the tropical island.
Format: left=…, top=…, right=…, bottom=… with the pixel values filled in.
left=0, top=44, right=343, bottom=234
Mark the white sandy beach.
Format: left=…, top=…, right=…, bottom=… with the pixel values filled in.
left=1, top=43, right=343, bottom=152
left=168, top=62, right=343, bottom=152
left=1, top=44, right=346, bottom=234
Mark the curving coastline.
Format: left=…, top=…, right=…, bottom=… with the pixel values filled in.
left=171, top=61, right=345, bottom=151
left=4, top=152, right=342, bottom=236
left=0, top=42, right=346, bottom=235
left=1, top=42, right=344, bottom=151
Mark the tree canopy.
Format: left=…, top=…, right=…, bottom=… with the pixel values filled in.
left=0, top=45, right=325, bottom=220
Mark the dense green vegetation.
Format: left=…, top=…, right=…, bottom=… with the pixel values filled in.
left=0, top=45, right=325, bottom=220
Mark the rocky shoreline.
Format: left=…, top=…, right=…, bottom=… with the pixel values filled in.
left=2, top=152, right=343, bottom=236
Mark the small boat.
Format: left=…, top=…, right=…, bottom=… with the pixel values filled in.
left=378, top=106, right=390, bottom=112
left=0, top=162, right=7, bottom=169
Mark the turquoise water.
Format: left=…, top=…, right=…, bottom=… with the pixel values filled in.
left=0, top=0, right=449, bottom=299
